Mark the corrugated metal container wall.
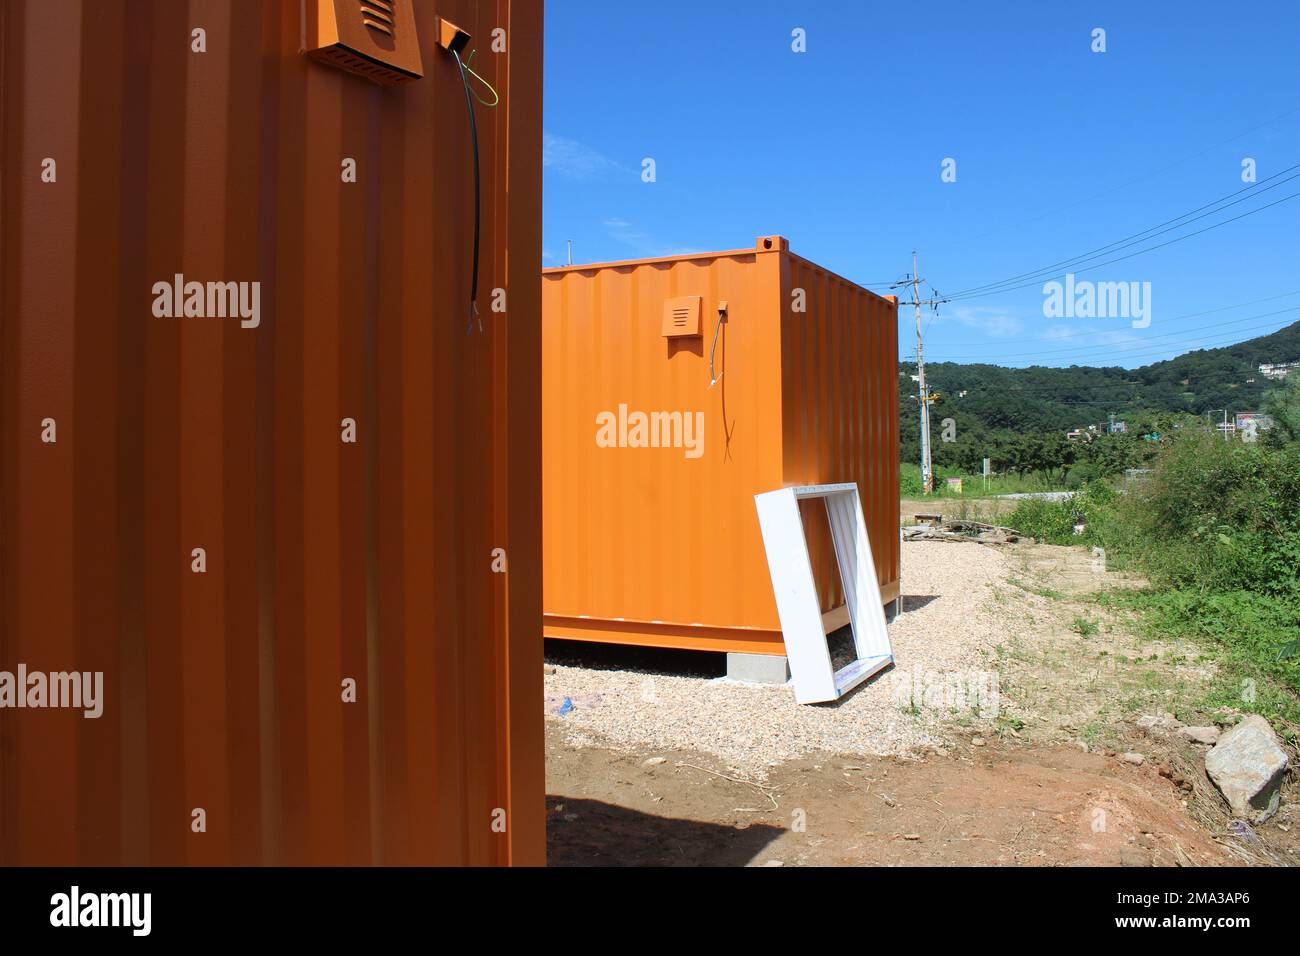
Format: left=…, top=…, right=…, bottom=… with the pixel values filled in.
left=543, top=245, right=786, bottom=654
left=542, top=237, right=899, bottom=656
left=781, top=252, right=901, bottom=619
left=0, top=0, right=544, bottom=866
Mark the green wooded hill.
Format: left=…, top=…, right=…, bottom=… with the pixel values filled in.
left=902, top=318, right=1300, bottom=434
left=898, top=318, right=1300, bottom=482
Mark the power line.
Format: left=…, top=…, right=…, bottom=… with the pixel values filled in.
left=941, top=321, right=1294, bottom=366
left=949, top=187, right=1300, bottom=302
left=970, top=315, right=1298, bottom=362
left=944, top=166, right=1300, bottom=301
left=925, top=305, right=1300, bottom=362
left=927, top=289, right=1300, bottom=349
left=928, top=321, right=1299, bottom=369
left=949, top=163, right=1300, bottom=298
left=945, top=189, right=1300, bottom=302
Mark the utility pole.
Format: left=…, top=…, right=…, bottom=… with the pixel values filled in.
left=894, top=252, right=947, bottom=494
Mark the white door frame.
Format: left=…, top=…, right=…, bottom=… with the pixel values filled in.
left=754, top=483, right=894, bottom=704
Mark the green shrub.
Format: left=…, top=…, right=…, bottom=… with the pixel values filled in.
left=1006, top=480, right=1119, bottom=545
left=1110, top=434, right=1300, bottom=596
left=1064, top=461, right=1103, bottom=489
left=1008, top=497, right=1077, bottom=543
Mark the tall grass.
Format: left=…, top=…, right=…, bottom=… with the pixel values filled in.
left=1007, top=433, right=1300, bottom=727
left=899, top=462, right=1068, bottom=499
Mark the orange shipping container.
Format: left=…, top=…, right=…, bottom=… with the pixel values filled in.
left=543, top=236, right=900, bottom=661
left=0, top=0, right=543, bottom=866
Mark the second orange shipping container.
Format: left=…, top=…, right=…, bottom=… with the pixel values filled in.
left=542, top=236, right=900, bottom=668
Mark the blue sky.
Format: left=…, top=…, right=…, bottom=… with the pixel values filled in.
left=542, top=1, right=1300, bottom=369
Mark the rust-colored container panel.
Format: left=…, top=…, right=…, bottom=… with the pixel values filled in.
left=0, top=0, right=544, bottom=866
left=781, top=251, right=901, bottom=619
left=542, top=238, right=899, bottom=656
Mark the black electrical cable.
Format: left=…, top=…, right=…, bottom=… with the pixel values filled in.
left=453, top=49, right=481, bottom=333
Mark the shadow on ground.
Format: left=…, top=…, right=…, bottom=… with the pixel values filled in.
left=547, top=795, right=783, bottom=866
left=900, top=594, right=940, bottom=612
left=545, top=638, right=725, bottom=678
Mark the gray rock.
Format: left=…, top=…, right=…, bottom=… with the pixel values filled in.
left=1136, top=713, right=1183, bottom=732
left=1178, top=725, right=1220, bottom=745
left=1205, top=715, right=1288, bottom=823
left=1119, top=752, right=1145, bottom=766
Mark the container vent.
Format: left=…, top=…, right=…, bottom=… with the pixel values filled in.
left=304, top=0, right=424, bottom=86
left=662, top=296, right=703, bottom=338
left=360, top=1, right=395, bottom=36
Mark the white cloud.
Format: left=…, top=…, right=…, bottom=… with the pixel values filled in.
left=935, top=305, right=1023, bottom=339
left=1041, top=324, right=1146, bottom=350
left=601, top=217, right=699, bottom=259
left=543, top=131, right=631, bottom=180
left=1041, top=323, right=1081, bottom=342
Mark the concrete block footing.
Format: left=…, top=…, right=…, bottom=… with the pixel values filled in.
left=727, top=652, right=791, bottom=685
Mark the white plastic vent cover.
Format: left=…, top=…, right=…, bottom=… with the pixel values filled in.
left=754, top=483, right=894, bottom=704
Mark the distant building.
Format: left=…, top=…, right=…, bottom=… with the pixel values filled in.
left=1259, top=361, right=1300, bottom=380
left=1108, top=420, right=1127, bottom=434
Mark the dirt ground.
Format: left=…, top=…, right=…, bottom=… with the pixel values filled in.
left=547, top=728, right=1236, bottom=867
left=546, top=505, right=1298, bottom=867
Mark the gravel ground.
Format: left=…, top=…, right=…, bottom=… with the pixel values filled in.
left=544, top=541, right=1013, bottom=777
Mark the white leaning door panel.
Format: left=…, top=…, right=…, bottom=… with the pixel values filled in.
left=754, top=488, right=837, bottom=704
left=755, top=483, right=894, bottom=705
